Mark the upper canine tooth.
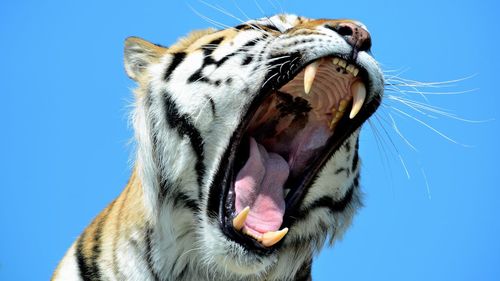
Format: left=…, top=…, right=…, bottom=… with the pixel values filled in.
left=232, top=206, right=250, bottom=231
left=261, top=228, right=289, bottom=247
left=304, top=60, right=319, bottom=94
left=349, top=81, right=366, bottom=119
left=352, top=68, right=359, bottom=77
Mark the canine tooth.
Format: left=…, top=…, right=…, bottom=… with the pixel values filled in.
left=232, top=206, right=250, bottom=231
left=261, top=228, right=289, bottom=247
left=338, top=59, right=347, bottom=68
left=349, top=81, right=366, bottom=119
left=339, top=99, right=348, bottom=112
left=332, top=57, right=339, bottom=65
left=304, top=60, right=319, bottom=94
left=352, top=68, right=359, bottom=77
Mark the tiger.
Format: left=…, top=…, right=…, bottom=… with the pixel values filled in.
left=52, top=14, right=383, bottom=281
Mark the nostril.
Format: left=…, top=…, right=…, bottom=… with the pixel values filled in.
left=336, top=25, right=353, bottom=37
left=325, top=22, right=372, bottom=52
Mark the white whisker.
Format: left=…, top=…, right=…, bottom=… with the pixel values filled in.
left=188, top=4, right=235, bottom=30
left=390, top=106, right=473, bottom=147
left=421, top=168, right=432, bottom=200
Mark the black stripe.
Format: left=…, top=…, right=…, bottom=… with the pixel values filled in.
left=188, top=37, right=258, bottom=84
left=75, top=201, right=115, bottom=281
left=242, top=55, right=253, bottom=65
left=145, top=227, right=162, bottom=281
left=208, top=37, right=224, bottom=46
left=146, top=96, right=200, bottom=209
left=171, top=190, right=200, bottom=212
left=294, top=179, right=357, bottom=223
left=170, top=244, right=190, bottom=280
left=234, top=24, right=252, bottom=30
left=206, top=95, right=216, bottom=116
left=242, top=39, right=258, bottom=48
left=259, top=24, right=281, bottom=32
left=76, top=233, right=93, bottom=281
left=334, top=167, right=347, bottom=175
left=234, top=23, right=280, bottom=33
left=344, top=139, right=352, bottom=153
left=352, top=137, right=360, bottom=171
left=163, top=91, right=206, bottom=190
left=293, top=258, right=312, bottom=281
left=164, top=52, right=186, bottom=81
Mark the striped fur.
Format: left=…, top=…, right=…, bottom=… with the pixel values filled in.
left=53, top=14, right=383, bottom=281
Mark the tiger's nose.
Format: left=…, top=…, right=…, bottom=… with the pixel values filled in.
left=327, top=22, right=372, bottom=52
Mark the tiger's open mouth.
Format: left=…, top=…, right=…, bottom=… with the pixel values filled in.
left=208, top=55, right=381, bottom=253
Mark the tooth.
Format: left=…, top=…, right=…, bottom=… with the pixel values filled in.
left=352, top=68, right=359, bottom=77
left=304, top=60, right=319, bottom=94
left=338, top=99, right=348, bottom=112
left=329, top=109, right=337, bottom=129
left=338, top=59, right=347, bottom=68
left=329, top=110, right=345, bottom=130
left=346, top=65, right=355, bottom=74
left=232, top=206, right=250, bottom=231
left=332, top=57, right=339, bottom=65
left=242, top=228, right=262, bottom=241
left=329, top=117, right=339, bottom=129
left=349, top=81, right=366, bottom=119
left=261, top=228, right=289, bottom=247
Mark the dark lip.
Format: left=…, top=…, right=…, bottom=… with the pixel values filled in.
left=206, top=54, right=382, bottom=254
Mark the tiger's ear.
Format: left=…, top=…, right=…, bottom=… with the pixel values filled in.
left=124, top=37, right=167, bottom=81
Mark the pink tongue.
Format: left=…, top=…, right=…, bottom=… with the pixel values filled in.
left=235, top=137, right=289, bottom=237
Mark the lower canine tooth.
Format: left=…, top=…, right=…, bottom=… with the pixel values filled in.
left=304, top=60, right=319, bottom=94
left=232, top=206, right=250, bottom=231
left=349, top=81, right=366, bottom=119
left=261, top=228, right=289, bottom=247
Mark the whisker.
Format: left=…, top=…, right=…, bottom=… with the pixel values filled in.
left=386, top=73, right=477, bottom=88
left=387, top=112, right=417, bottom=151
left=253, top=0, right=281, bottom=31
left=390, top=106, right=473, bottom=147
left=188, top=4, right=235, bottom=30
left=385, top=87, right=478, bottom=96
left=198, top=0, right=269, bottom=34
left=420, top=167, right=432, bottom=200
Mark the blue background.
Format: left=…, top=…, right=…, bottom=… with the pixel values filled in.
left=1, top=0, right=499, bottom=280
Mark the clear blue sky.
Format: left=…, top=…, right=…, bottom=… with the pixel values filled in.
left=1, top=0, right=499, bottom=280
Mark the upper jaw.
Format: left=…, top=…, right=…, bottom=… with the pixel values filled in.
left=207, top=52, right=382, bottom=253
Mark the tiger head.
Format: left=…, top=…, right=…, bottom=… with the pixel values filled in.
left=124, top=14, right=383, bottom=278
